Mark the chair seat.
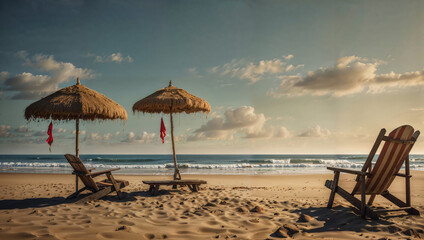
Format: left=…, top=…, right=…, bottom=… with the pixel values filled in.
left=97, top=179, right=129, bottom=188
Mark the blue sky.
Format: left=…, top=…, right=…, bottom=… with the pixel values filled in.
left=0, top=0, right=423, bottom=154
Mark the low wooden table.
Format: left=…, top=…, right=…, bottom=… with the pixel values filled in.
left=143, top=179, right=207, bottom=195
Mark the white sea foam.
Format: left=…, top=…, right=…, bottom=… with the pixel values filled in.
left=2, top=161, right=415, bottom=170
left=267, top=159, right=291, bottom=164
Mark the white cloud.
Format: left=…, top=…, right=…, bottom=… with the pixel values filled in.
left=211, top=56, right=302, bottom=83
left=285, top=64, right=304, bottom=72
left=283, top=54, right=294, bottom=60
left=244, top=128, right=273, bottom=139
left=188, top=67, right=202, bottom=78
left=188, top=106, right=290, bottom=141
left=123, top=131, right=156, bottom=143
left=0, top=71, right=8, bottom=81
left=268, top=55, right=424, bottom=97
left=55, top=128, right=67, bottom=133
left=85, top=132, right=113, bottom=142
left=92, top=52, right=133, bottom=63
left=240, top=59, right=285, bottom=82
left=175, top=134, right=187, bottom=143
left=33, top=130, right=46, bottom=137
left=0, top=125, right=11, bottom=137
left=95, top=56, right=103, bottom=62
left=274, top=126, right=291, bottom=138
left=370, top=70, right=424, bottom=93
left=189, top=106, right=266, bottom=140
left=14, top=50, right=28, bottom=59
left=15, top=125, right=29, bottom=133
left=223, top=106, right=267, bottom=130
left=298, top=125, right=331, bottom=138
left=336, top=56, right=365, bottom=68
left=2, top=53, right=95, bottom=99
left=72, top=130, right=87, bottom=135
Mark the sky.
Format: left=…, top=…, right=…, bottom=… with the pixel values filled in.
left=0, top=0, right=423, bottom=154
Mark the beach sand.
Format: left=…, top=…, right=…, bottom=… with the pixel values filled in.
left=0, top=172, right=423, bottom=239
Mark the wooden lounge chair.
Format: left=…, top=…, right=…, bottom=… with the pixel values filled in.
left=143, top=179, right=207, bottom=195
left=325, top=125, right=420, bottom=219
left=65, top=154, right=129, bottom=203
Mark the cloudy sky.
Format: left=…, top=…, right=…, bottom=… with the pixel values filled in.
left=0, top=0, right=423, bottom=154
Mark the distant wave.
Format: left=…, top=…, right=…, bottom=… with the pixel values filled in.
left=2, top=161, right=423, bottom=170
left=238, top=158, right=353, bottom=165
left=30, top=156, right=62, bottom=160
left=340, top=156, right=367, bottom=160
left=85, top=158, right=160, bottom=163
left=410, top=158, right=424, bottom=162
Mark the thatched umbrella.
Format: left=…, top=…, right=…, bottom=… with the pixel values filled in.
left=132, top=81, right=210, bottom=180
left=25, top=78, right=127, bottom=157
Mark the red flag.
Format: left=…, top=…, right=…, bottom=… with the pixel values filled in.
left=46, top=122, right=53, bottom=152
left=160, top=117, right=166, bottom=143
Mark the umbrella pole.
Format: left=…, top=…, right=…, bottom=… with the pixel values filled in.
left=76, top=119, right=79, bottom=158
left=75, top=118, right=80, bottom=193
left=170, top=111, right=181, bottom=180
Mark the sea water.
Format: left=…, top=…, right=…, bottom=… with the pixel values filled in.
left=0, top=154, right=423, bottom=175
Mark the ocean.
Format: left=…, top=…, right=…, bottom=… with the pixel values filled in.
left=1, top=154, right=423, bottom=175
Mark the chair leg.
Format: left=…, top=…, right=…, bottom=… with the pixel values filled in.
left=368, top=195, right=376, bottom=206
left=327, top=171, right=340, bottom=209
left=148, top=185, right=154, bottom=194
left=381, top=191, right=420, bottom=216
left=360, top=175, right=366, bottom=219
left=106, top=173, right=123, bottom=199
left=405, top=156, right=411, bottom=206
left=148, top=185, right=160, bottom=195
left=75, top=175, right=79, bottom=192
left=75, top=187, right=112, bottom=204
left=67, top=187, right=87, bottom=199
left=153, top=185, right=159, bottom=195
left=188, top=184, right=199, bottom=192
left=332, top=184, right=379, bottom=220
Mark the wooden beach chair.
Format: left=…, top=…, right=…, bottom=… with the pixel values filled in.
left=325, top=125, right=420, bottom=219
left=65, top=154, right=129, bottom=203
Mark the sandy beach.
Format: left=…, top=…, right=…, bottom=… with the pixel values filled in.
left=0, top=172, right=423, bottom=239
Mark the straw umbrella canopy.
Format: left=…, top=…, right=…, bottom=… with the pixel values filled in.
left=132, top=81, right=210, bottom=180
left=25, top=78, right=127, bottom=157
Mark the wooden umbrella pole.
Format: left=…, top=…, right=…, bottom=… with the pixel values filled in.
left=76, top=118, right=79, bottom=158
left=75, top=118, right=80, bottom=193
left=170, top=109, right=181, bottom=180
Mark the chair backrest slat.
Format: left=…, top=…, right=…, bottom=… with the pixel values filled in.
left=65, top=154, right=99, bottom=191
left=352, top=125, right=416, bottom=195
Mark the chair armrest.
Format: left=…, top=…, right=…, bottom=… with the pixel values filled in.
left=87, top=168, right=96, bottom=172
left=90, top=168, right=121, bottom=178
left=395, top=172, right=411, bottom=178
left=327, top=167, right=368, bottom=176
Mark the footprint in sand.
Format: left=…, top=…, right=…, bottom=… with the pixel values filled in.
left=0, top=232, right=37, bottom=239
left=199, top=227, right=227, bottom=234
left=118, top=220, right=135, bottom=226
left=144, top=233, right=155, bottom=239
left=206, top=220, right=221, bottom=225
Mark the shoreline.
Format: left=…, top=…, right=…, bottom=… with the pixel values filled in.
left=2, top=154, right=423, bottom=177
left=1, top=172, right=423, bottom=239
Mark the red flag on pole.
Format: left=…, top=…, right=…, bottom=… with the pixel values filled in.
left=160, top=117, right=166, bottom=143
left=46, top=122, right=53, bottom=152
